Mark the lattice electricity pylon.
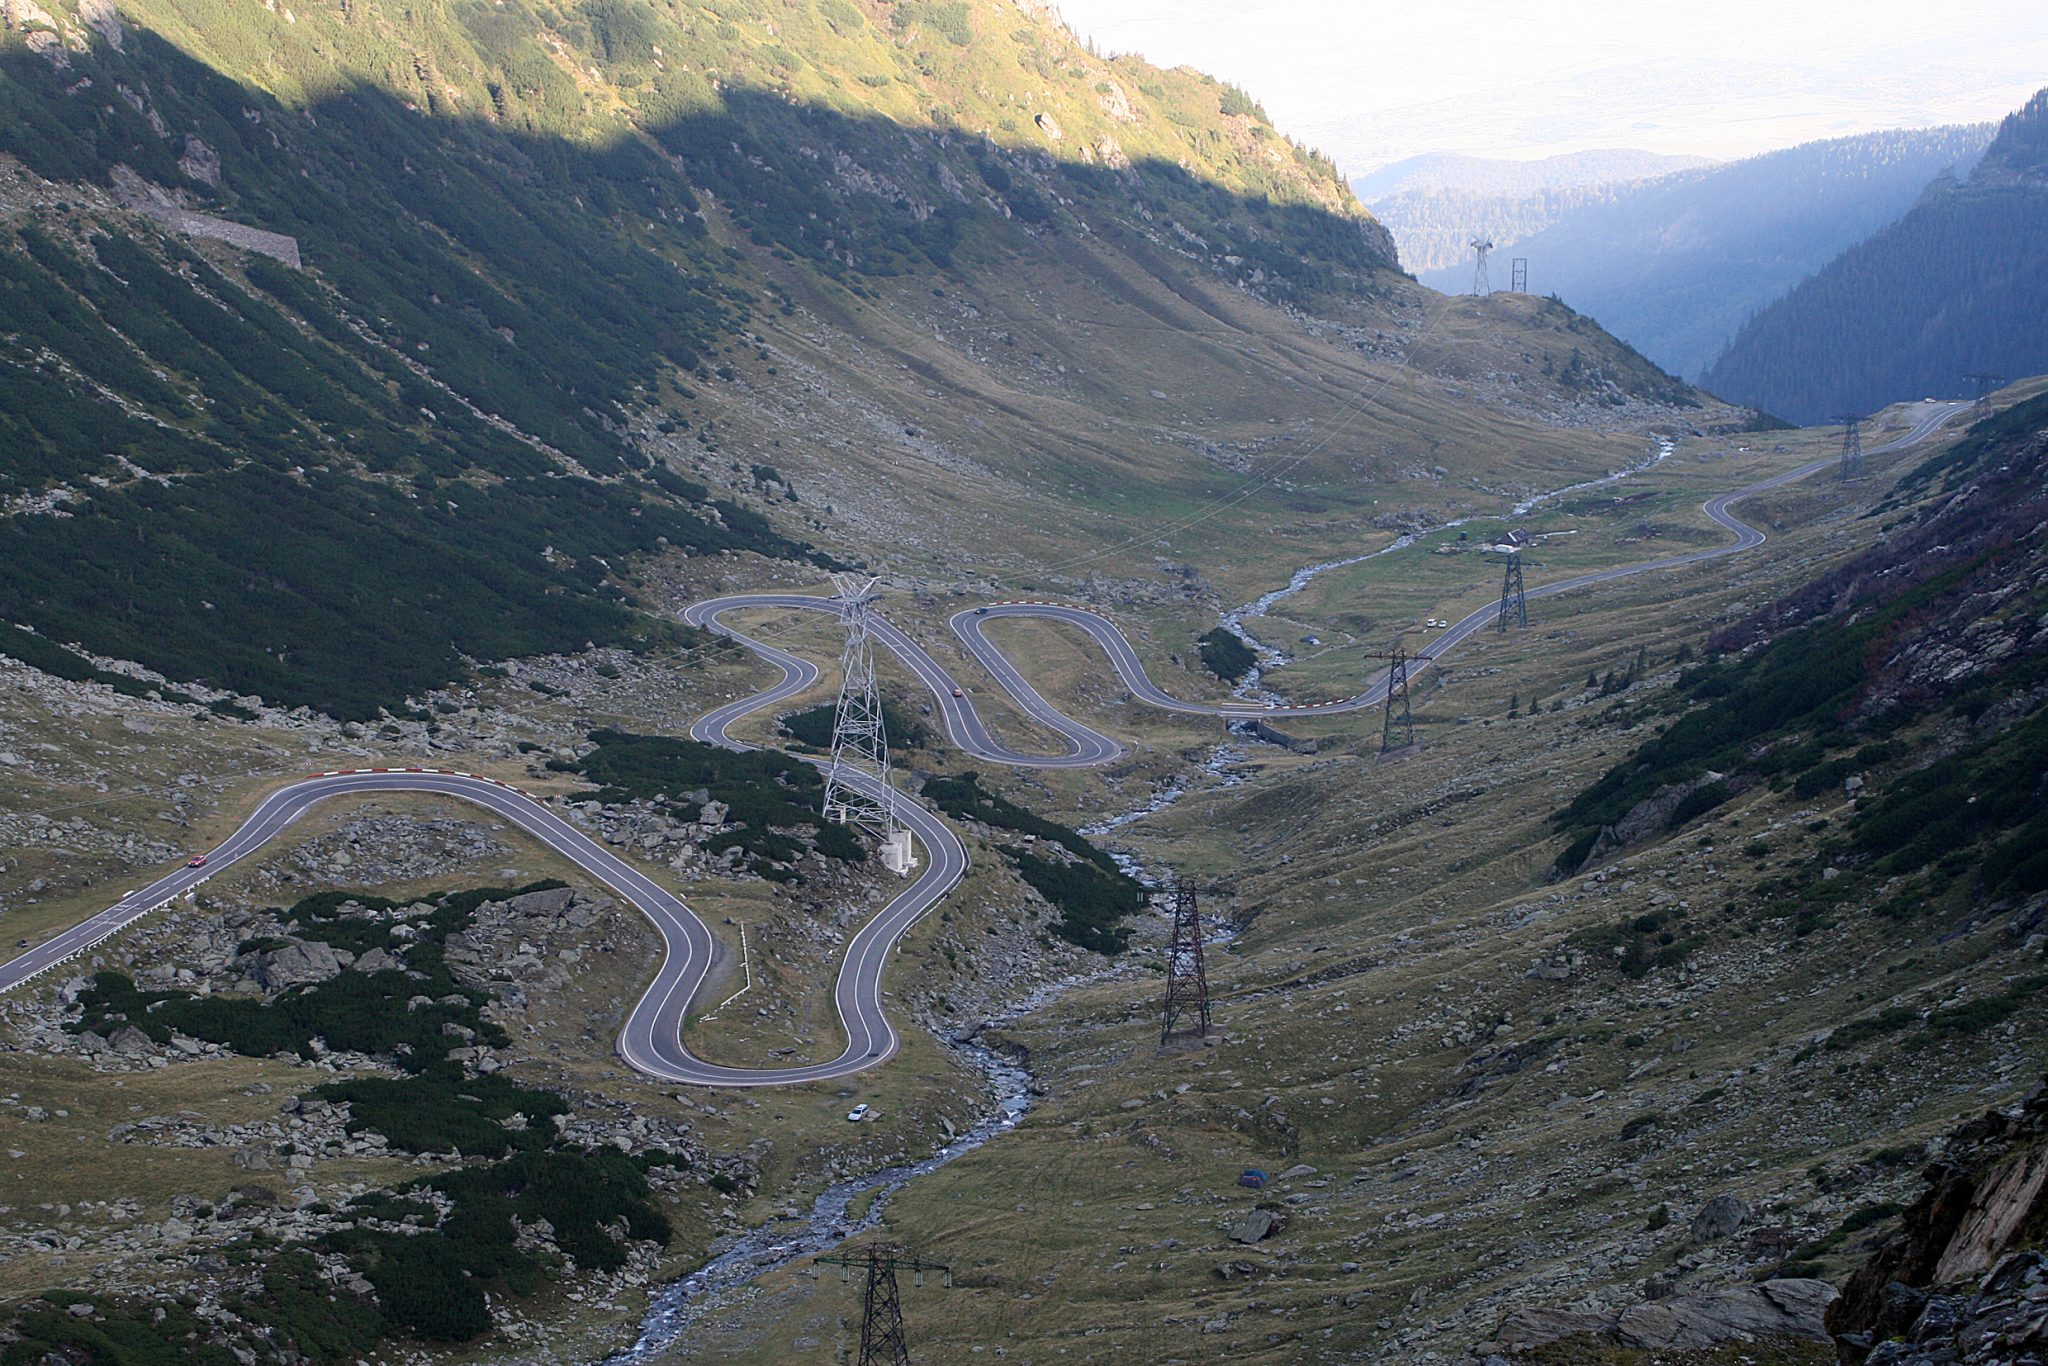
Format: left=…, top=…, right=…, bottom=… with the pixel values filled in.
left=1833, top=414, right=1864, bottom=482
left=1470, top=236, right=1494, bottom=295
left=1965, top=372, right=2004, bottom=424
left=1496, top=550, right=1528, bottom=632
left=1510, top=257, right=1529, bottom=293
left=822, top=574, right=897, bottom=835
left=816, top=1243, right=950, bottom=1366
left=1362, top=639, right=1432, bottom=754
left=1160, top=883, right=1211, bottom=1046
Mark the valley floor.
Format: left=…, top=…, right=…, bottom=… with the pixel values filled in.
left=1, top=396, right=2042, bottom=1365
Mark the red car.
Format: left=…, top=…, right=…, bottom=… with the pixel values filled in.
left=951, top=688, right=965, bottom=698
left=187, top=855, right=208, bottom=867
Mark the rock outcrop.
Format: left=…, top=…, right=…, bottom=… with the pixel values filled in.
left=1830, top=1076, right=2048, bottom=1363
left=249, top=939, right=354, bottom=992
left=1690, top=1192, right=1753, bottom=1243
left=1485, top=1278, right=1836, bottom=1356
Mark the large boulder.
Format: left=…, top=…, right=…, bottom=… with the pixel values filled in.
left=106, top=1024, right=156, bottom=1056
left=253, top=939, right=355, bottom=991
left=1492, top=1306, right=1615, bottom=1351
left=502, top=886, right=576, bottom=919
left=1227, top=1208, right=1286, bottom=1244
left=1615, top=1279, right=1836, bottom=1349
left=1486, top=1281, right=1835, bottom=1358
left=1690, top=1193, right=1752, bottom=1243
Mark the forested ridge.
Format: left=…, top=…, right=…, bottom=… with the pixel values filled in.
left=1702, top=91, right=2048, bottom=425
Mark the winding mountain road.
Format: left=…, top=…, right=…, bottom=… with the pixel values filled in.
left=0, top=401, right=1964, bottom=1086
left=691, top=401, right=1969, bottom=752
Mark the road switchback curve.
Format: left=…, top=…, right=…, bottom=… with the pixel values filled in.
left=0, top=402, right=1964, bottom=1085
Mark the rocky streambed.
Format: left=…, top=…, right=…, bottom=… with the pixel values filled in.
left=605, top=1028, right=1037, bottom=1361
left=609, top=789, right=1202, bottom=1360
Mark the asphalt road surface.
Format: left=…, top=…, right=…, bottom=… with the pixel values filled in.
left=0, top=402, right=1964, bottom=1086
left=0, top=767, right=956, bottom=1088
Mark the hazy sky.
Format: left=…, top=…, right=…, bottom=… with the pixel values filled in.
left=1053, top=1, right=2048, bottom=173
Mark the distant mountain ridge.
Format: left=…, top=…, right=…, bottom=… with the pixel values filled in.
left=1702, top=90, right=2048, bottom=426
left=1409, top=123, right=1996, bottom=381
left=1352, top=148, right=1713, bottom=203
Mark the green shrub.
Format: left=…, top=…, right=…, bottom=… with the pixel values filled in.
left=921, top=770, right=1120, bottom=873
left=553, top=729, right=863, bottom=867
left=780, top=699, right=930, bottom=752
left=1005, top=849, right=1145, bottom=954
left=1825, top=1005, right=1919, bottom=1051
left=1197, top=627, right=1256, bottom=682
left=1567, top=909, right=1698, bottom=978
left=1218, top=85, right=1266, bottom=120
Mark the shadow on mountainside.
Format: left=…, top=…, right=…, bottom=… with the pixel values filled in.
left=0, top=25, right=1394, bottom=717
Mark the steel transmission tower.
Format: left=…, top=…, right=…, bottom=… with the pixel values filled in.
left=1833, top=414, right=1864, bottom=482
left=1470, top=237, right=1494, bottom=295
left=1496, top=551, right=1528, bottom=632
left=1510, top=257, right=1528, bottom=293
left=823, top=574, right=897, bottom=835
left=1160, top=883, right=1211, bottom=1045
left=817, top=1243, right=950, bottom=1366
left=1364, top=639, right=1430, bottom=753
left=1965, top=372, right=2004, bottom=423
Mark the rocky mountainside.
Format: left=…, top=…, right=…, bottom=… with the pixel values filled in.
left=1704, top=91, right=2048, bottom=424
left=1407, top=123, right=1993, bottom=381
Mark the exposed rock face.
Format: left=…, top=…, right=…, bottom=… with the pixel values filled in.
left=1616, top=1278, right=1836, bottom=1349
left=77, top=0, right=121, bottom=49
left=1613, top=773, right=1729, bottom=846
left=1851, top=1253, right=2048, bottom=1365
left=178, top=135, right=220, bottom=187
left=1486, top=1279, right=1835, bottom=1354
left=1830, top=1076, right=2048, bottom=1363
left=1493, top=1305, right=1613, bottom=1351
left=1932, top=1144, right=2048, bottom=1285
left=1716, top=423, right=2048, bottom=724
left=1574, top=771, right=1754, bottom=868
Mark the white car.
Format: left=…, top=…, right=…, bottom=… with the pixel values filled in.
left=846, top=1103, right=870, bottom=1122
